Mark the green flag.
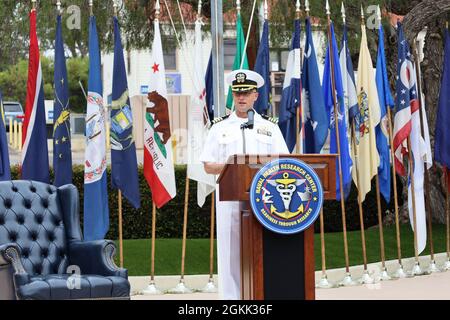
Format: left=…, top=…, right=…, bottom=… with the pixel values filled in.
left=226, top=12, right=249, bottom=110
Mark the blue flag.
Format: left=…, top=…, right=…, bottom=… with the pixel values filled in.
left=253, top=19, right=271, bottom=115
left=323, top=22, right=352, bottom=200
left=83, top=16, right=110, bottom=241
left=110, top=17, right=141, bottom=209
left=278, top=19, right=300, bottom=153
left=435, top=29, right=450, bottom=168
left=205, top=51, right=214, bottom=121
left=0, top=92, right=11, bottom=181
left=22, top=10, right=49, bottom=183
left=375, top=23, right=394, bottom=203
left=302, top=18, right=328, bottom=154
left=53, top=15, right=72, bottom=187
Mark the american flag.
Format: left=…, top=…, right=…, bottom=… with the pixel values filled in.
left=393, top=22, right=419, bottom=176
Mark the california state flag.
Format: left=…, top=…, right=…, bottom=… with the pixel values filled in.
left=143, top=19, right=176, bottom=208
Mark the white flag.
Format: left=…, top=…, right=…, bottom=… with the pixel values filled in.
left=143, top=19, right=176, bottom=208
left=187, top=20, right=215, bottom=207
left=407, top=68, right=431, bottom=254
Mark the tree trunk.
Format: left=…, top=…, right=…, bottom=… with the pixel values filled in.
left=397, top=0, right=450, bottom=223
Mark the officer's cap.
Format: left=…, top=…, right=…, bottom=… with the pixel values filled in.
left=226, top=69, right=265, bottom=93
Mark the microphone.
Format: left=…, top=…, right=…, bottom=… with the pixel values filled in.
left=246, top=109, right=255, bottom=129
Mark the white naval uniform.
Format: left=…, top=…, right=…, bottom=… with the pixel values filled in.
left=199, top=111, right=289, bottom=300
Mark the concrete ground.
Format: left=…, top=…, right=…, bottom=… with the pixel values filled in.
left=130, top=253, right=450, bottom=300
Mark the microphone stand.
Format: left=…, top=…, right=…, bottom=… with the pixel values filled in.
left=240, top=109, right=255, bottom=154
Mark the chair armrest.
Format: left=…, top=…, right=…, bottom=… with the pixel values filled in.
left=0, top=243, right=26, bottom=273
left=0, top=243, right=30, bottom=288
left=68, top=240, right=127, bottom=278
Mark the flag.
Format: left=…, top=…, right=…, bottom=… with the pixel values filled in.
left=407, top=63, right=430, bottom=254
left=435, top=29, right=450, bottom=179
left=375, top=23, right=394, bottom=203
left=323, top=22, right=352, bottom=200
left=253, top=19, right=271, bottom=115
left=144, top=18, right=176, bottom=208
left=22, top=9, right=49, bottom=183
left=0, top=92, right=11, bottom=181
left=339, top=23, right=358, bottom=154
left=393, top=23, right=416, bottom=177
left=226, top=12, right=249, bottom=110
left=278, top=19, right=300, bottom=153
left=354, top=24, right=381, bottom=201
left=302, top=17, right=328, bottom=154
left=53, top=15, right=72, bottom=187
left=110, top=16, right=140, bottom=209
left=187, top=19, right=215, bottom=207
left=83, top=15, right=109, bottom=241
left=205, top=52, right=214, bottom=121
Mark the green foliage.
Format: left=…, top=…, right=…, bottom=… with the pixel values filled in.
left=9, top=163, right=404, bottom=239
left=0, top=57, right=88, bottom=113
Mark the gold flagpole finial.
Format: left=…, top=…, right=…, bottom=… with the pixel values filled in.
left=377, top=5, right=382, bottom=24
left=113, top=0, right=118, bottom=17
left=341, top=2, right=346, bottom=24
left=237, top=0, right=241, bottom=14
left=31, top=0, right=37, bottom=10
left=295, top=0, right=300, bottom=12
left=361, top=5, right=365, bottom=25
left=89, top=0, right=93, bottom=16
left=305, top=0, right=310, bottom=17
left=197, top=0, right=202, bottom=19
left=56, top=0, right=62, bottom=15
left=155, top=0, right=160, bottom=20
left=264, top=0, right=268, bottom=20
left=326, top=0, right=331, bottom=16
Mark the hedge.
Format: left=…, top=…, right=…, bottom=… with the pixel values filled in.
left=9, top=165, right=404, bottom=239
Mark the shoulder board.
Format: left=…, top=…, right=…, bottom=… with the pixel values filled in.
left=209, top=115, right=230, bottom=127
left=261, top=114, right=279, bottom=124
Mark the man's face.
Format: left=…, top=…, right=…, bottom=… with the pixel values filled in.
left=232, top=90, right=259, bottom=114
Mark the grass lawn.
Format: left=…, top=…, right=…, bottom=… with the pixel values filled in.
left=115, top=224, right=448, bottom=276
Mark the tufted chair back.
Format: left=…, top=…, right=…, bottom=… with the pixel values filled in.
left=0, top=181, right=68, bottom=276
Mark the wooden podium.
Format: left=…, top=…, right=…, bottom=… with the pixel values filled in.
left=217, top=154, right=337, bottom=300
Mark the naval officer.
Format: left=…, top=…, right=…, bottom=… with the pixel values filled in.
left=199, top=69, right=289, bottom=299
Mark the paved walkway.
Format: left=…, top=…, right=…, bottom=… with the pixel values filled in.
left=130, top=253, right=450, bottom=300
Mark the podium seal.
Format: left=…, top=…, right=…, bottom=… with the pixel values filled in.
left=249, top=158, right=323, bottom=234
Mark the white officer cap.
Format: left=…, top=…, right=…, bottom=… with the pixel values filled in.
left=226, top=69, right=265, bottom=92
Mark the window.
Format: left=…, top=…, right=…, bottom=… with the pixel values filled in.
left=224, top=39, right=237, bottom=70
left=163, top=42, right=177, bottom=71
left=270, top=49, right=290, bottom=72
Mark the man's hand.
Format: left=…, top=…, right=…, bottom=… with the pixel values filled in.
left=203, top=162, right=225, bottom=175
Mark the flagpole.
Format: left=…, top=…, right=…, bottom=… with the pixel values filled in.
left=406, top=136, right=424, bottom=276
left=355, top=7, right=374, bottom=284
left=142, top=1, right=162, bottom=295
left=445, top=169, right=450, bottom=270
left=412, top=40, right=439, bottom=273
left=295, top=1, right=301, bottom=154
left=325, top=0, right=354, bottom=286
left=202, top=191, right=217, bottom=292
left=110, top=0, right=125, bottom=270
left=89, top=0, right=93, bottom=16
left=386, top=107, right=406, bottom=278
left=168, top=173, right=193, bottom=293
left=31, top=0, right=36, bottom=11
left=375, top=175, right=389, bottom=278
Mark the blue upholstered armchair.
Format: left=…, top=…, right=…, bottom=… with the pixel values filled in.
left=0, top=181, right=130, bottom=300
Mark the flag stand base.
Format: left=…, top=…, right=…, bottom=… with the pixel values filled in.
left=316, top=274, right=336, bottom=289
left=339, top=272, right=358, bottom=287
left=141, top=282, right=162, bottom=295
left=167, top=280, right=193, bottom=294
left=408, top=262, right=429, bottom=277
left=201, top=278, right=218, bottom=293
left=392, top=265, right=409, bottom=279
left=427, top=260, right=441, bottom=273
left=378, top=267, right=392, bottom=281
left=358, top=270, right=376, bottom=284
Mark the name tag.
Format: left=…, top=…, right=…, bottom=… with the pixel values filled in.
left=257, top=128, right=272, bottom=137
